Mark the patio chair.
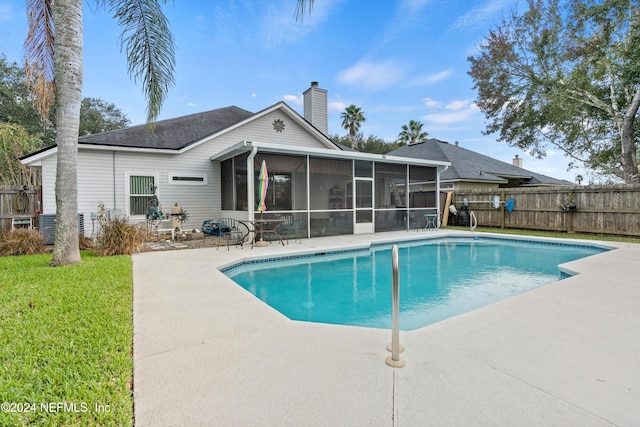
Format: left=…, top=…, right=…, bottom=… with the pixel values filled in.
left=279, top=215, right=304, bottom=244
left=202, top=218, right=250, bottom=250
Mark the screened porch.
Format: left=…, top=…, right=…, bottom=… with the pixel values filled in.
left=216, top=141, right=448, bottom=239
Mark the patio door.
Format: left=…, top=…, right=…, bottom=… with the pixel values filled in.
left=354, top=178, right=374, bottom=234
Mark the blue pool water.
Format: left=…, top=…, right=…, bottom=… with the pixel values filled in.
left=223, top=237, right=609, bottom=330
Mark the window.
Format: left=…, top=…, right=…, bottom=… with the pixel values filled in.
left=168, top=173, right=207, bottom=185
left=127, top=173, right=158, bottom=216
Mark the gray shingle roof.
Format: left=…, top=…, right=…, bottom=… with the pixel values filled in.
left=77, top=106, right=254, bottom=150
left=389, top=139, right=573, bottom=186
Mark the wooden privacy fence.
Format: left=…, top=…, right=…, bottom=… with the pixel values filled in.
left=0, top=185, right=40, bottom=232
left=451, top=184, right=640, bottom=238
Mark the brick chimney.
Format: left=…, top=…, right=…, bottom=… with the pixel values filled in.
left=303, top=81, right=328, bottom=135
left=513, top=154, right=523, bottom=168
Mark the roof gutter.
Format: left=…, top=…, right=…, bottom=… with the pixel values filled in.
left=211, top=140, right=451, bottom=169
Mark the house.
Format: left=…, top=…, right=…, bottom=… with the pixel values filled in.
left=22, top=83, right=450, bottom=239
left=388, top=139, right=573, bottom=191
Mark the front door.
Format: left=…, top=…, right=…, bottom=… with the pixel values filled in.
left=354, top=178, right=374, bottom=234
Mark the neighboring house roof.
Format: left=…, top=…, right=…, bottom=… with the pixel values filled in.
left=388, top=138, right=573, bottom=186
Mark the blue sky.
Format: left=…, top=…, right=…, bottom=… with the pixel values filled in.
left=0, top=0, right=585, bottom=182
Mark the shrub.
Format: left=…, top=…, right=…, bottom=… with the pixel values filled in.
left=96, top=218, right=147, bottom=256
left=0, top=229, right=47, bottom=256
left=94, top=203, right=148, bottom=256
left=78, top=234, right=96, bottom=250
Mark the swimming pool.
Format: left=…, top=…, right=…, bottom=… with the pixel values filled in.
left=223, top=236, right=610, bottom=330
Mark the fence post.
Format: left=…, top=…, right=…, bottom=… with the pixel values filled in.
left=500, top=190, right=506, bottom=229
left=567, top=189, right=574, bottom=234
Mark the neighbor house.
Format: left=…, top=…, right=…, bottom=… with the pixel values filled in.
left=22, top=83, right=450, bottom=239
left=389, top=139, right=573, bottom=191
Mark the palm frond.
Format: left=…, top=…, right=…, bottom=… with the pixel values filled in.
left=109, top=0, right=176, bottom=125
left=24, top=0, right=55, bottom=117
left=295, top=0, right=314, bottom=22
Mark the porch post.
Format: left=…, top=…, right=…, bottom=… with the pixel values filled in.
left=247, top=146, right=258, bottom=221
left=436, top=166, right=441, bottom=227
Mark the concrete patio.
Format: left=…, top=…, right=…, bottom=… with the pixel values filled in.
left=132, top=230, right=640, bottom=426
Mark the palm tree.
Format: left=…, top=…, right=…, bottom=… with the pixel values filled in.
left=24, top=0, right=175, bottom=266
left=341, top=104, right=366, bottom=147
left=397, top=120, right=428, bottom=145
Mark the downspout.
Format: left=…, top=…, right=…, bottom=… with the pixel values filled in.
left=306, top=155, right=311, bottom=238
left=246, top=142, right=258, bottom=221
left=113, top=151, right=117, bottom=209
left=436, top=164, right=448, bottom=226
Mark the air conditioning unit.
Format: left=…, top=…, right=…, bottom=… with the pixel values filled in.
left=39, top=214, right=85, bottom=245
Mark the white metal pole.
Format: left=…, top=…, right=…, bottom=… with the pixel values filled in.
left=386, top=244, right=405, bottom=367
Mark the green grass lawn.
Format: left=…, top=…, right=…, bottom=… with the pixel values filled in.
left=0, top=252, right=133, bottom=426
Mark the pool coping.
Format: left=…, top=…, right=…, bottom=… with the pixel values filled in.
left=219, top=233, right=615, bottom=272
left=132, top=230, right=640, bottom=426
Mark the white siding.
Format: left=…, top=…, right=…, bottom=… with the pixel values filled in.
left=111, top=150, right=218, bottom=231
left=41, top=156, right=57, bottom=214
left=39, top=152, right=114, bottom=236
left=39, top=105, right=341, bottom=232
left=78, top=151, right=117, bottom=214
left=220, top=111, right=331, bottom=149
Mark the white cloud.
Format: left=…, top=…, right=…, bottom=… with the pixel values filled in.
left=282, top=94, right=302, bottom=105
left=423, top=101, right=481, bottom=125
left=423, top=109, right=479, bottom=125
left=329, top=101, right=347, bottom=112
left=251, top=93, right=257, bottom=98
left=374, top=0, right=431, bottom=48
left=261, top=0, right=340, bottom=47
left=528, top=149, right=557, bottom=158
left=451, top=0, right=515, bottom=31
left=211, top=0, right=340, bottom=48
left=422, top=97, right=441, bottom=108
left=337, top=59, right=407, bottom=90
left=409, top=70, right=452, bottom=86
left=445, top=100, right=475, bottom=110
left=400, top=0, right=431, bottom=13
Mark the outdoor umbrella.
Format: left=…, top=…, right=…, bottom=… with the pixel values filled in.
left=255, top=160, right=269, bottom=247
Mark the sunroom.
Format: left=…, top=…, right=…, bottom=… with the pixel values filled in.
left=214, top=140, right=450, bottom=238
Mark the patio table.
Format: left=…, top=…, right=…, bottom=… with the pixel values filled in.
left=424, top=213, right=439, bottom=231
left=249, top=219, right=285, bottom=248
